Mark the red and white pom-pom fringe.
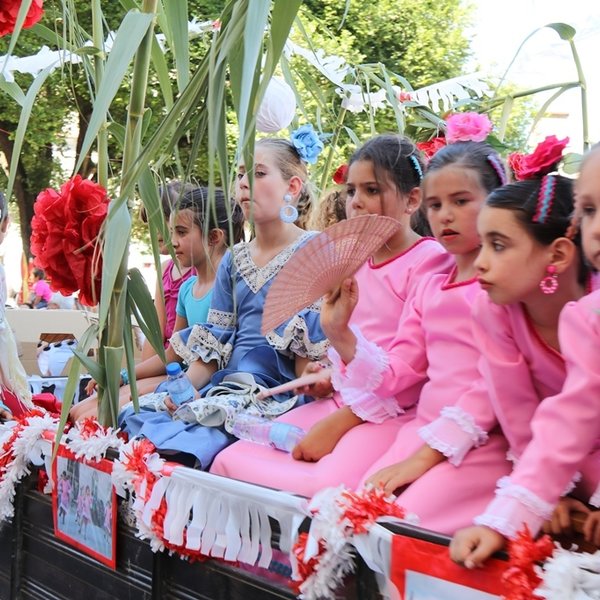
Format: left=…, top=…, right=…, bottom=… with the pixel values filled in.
left=0, top=410, right=58, bottom=521
left=292, top=484, right=417, bottom=600
left=3, top=413, right=598, bottom=600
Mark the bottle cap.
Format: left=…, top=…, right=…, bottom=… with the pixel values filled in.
left=166, top=362, right=182, bottom=377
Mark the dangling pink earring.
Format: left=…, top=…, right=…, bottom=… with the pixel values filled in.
left=539, top=265, right=558, bottom=294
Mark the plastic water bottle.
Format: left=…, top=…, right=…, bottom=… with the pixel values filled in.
left=165, top=362, right=196, bottom=406
left=231, top=414, right=305, bottom=453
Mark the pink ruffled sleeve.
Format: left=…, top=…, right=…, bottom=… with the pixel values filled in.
left=470, top=293, right=543, bottom=459
left=329, top=279, right=429, bottom=423
left=418, top=294, right=507, bottom=465
left=475, top=290, right=600, bottom=538
left=419, top=382, right=490, bottom=466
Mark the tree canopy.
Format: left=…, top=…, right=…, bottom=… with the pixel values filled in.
left=1, top=0, right=476, bottom=255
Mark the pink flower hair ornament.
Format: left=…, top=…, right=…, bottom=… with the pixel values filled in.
left=417, top=112, right=493, bottom=161
left=445, top=112, right=493, bottom=144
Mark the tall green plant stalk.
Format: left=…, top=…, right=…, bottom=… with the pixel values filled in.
left=91, top=0, right=108, bottom=187
left=97, top=0, right=158, bottom=427
left=319, top=107, right=346, bottom=194
left=569, top=39, right=589, bottom=150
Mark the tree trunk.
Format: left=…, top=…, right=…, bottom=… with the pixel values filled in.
left=0, top=126, right=35, bottom=258
left=75, top=99, right=96, bottom=179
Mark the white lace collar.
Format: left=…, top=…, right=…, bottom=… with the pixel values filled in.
left=233, top=232, right=314, bottom=294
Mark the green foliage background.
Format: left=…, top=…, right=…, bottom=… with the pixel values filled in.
left=0, top=0, right=537, bottom=255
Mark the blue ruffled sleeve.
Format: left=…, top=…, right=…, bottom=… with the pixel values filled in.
left=170, top=251, right=236, bottom=368
left=265, top=300, right=329, bottom=361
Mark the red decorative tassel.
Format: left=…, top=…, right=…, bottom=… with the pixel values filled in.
left=502, top=525, right=554, bottom=600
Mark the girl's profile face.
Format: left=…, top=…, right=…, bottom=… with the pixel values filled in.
left=345, top=160, right=412, bottom=222
left=576, top=150, right=600, bottom=271
left=170, top=208, right=206, bottom=269
left=235, top=148, right=291, bottom=223
left=157, top=231, right=169, bottom=256
left=475, top=206, right=552, bottom=305
left=423, top=165, right=487, bottom=257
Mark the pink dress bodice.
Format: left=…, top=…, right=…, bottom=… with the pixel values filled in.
left=476, top=289, right=600, bottom=537
left=162, top=260, right=194, bottom=343
left=470, top=294, right=565, bottom=457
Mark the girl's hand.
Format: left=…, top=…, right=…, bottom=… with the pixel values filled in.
left=296, top=361, right=333, bottom=398
left=320, top=278, right=359, bottom=342
left=292, top=406, right=362, bottom=462
left=85, top=378, right=98, bottom=395
left=366, top=445, right=445, bottom=495
left=164, top=396, right=178, bottom=413
left=542, top=497, right=590, bottom=536
left=0, top=407, right=12, bottom=421
left=449, top=526, right=506, bottom=568
left=583, top=510, right=600, bottom=546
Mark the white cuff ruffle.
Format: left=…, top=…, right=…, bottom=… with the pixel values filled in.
left=327, top=325, right=401, bottom=423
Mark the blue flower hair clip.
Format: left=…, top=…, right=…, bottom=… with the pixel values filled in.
left=290, top=124, right=324, bottom=164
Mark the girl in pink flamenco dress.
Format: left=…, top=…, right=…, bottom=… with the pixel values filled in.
left=78, top=486, right=93, bottom=538
left=210, top=135, right=451, bottom=494
left=321, top=140, right=511, bottom=536
left=451, top=144, right=600, bottom=566
left=57, top=471, right=72, bottom=525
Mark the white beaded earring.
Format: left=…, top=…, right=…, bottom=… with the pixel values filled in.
left=280, top=193, right=298, bottom=223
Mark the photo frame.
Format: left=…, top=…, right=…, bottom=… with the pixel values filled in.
left=52, top=443, right=117, bottom=569
left=390, top=524, right=506, bottom=599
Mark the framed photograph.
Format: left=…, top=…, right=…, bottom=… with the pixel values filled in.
left=52, top=444, right=117, bottom=569
left=390, top=525, right=506, bottom=599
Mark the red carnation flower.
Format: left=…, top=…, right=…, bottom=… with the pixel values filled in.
left=0, top=0, right=44, bottom=37
left=416, top=136, right=447, bottom=160
left=332, top=164, right=348, bottom=185
left=508, top=135, right=569, bottom=181
left=30, top=175, right=109, bottom=306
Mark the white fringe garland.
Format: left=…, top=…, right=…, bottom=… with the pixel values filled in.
left=536, top=546, right=600, bottom=600
left=0, top=413, right=57, bottom=521
left=6, top=414, right=600, bottom=600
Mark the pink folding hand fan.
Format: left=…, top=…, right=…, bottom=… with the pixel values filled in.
left=261, top=214, right=401, bottom=335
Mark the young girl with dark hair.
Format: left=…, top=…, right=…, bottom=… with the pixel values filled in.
left=140, top=181, right=196, bottom=359
left=210, top=133, right=451, bottom=494
left=71, top=186, right=243, bottom=421
left=451, top=144, right=600, bottom=566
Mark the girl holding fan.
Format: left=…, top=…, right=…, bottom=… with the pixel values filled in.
left=119, top=128, right=328, bottom=470
left=211, top=133, right=451, bottom=495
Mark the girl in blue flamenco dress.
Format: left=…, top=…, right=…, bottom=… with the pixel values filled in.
left=119, top=131, right=328, bottom=469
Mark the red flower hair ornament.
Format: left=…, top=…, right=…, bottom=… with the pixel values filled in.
left=332, top=164, right=348, bottom=185
left=507, top=135, right=569, bottom=181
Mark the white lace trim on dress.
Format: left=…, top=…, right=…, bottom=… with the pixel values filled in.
left=474, top=513, right=522, bottom=539
left=418, top=427, right=460, bottom=462
left=495, top=477, right=554, bottom=519
left=233, top=233, right=314, bottom=294
left=266, top=314, right=329, bottom=361
left=440, top=406, right=489, bottom=447
left=171, top=325, right=233, bottom=369
left=328, top=325, right=401, bottom=423
left=208, top=308, right=236, bottom=329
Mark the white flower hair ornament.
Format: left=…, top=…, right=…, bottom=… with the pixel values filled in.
left=256, top=77, right=297, bottom=133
